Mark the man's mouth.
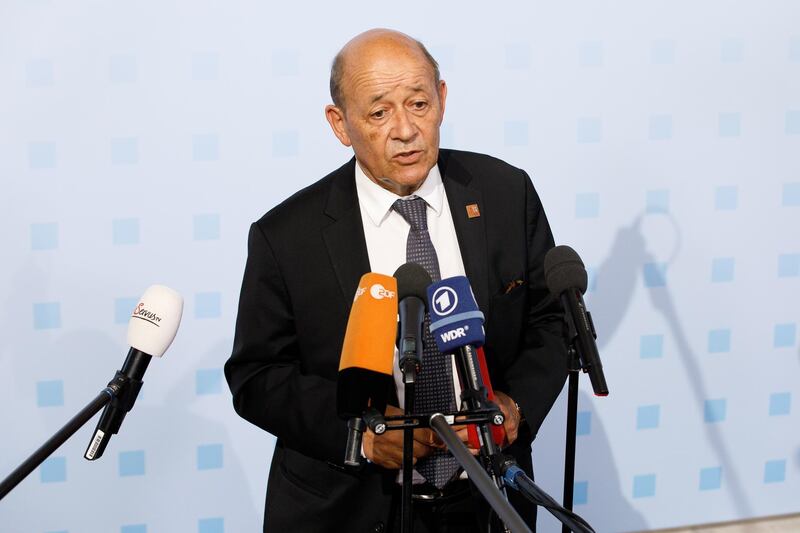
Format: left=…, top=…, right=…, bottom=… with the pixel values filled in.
left=393, top=150, right=422, bottom=163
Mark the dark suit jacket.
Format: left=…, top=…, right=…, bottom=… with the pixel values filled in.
left=225, top=149, right=568, bottom=532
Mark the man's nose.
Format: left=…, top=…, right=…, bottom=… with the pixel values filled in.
left=390, top=109, right=418, bottom=142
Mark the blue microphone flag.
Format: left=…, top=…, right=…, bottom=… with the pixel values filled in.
left=426, top=276, right=485, bottom=353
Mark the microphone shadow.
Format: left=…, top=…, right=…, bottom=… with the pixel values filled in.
left=534, top=389, right=649, bottom=533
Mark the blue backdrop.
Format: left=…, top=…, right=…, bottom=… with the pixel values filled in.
left=1, top=1, right=798, bottom=532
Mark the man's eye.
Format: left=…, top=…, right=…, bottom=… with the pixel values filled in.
left=371, top=110, right=386, bottom=119
left=412, top=101, right=428, bottom=110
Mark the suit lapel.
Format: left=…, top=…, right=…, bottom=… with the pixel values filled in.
left=439, top=151, right=490, bottom=318
left=322, top=158, right=371, bottom=305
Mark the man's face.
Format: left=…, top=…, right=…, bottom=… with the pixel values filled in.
left=326, top=40, right=447, bottom=196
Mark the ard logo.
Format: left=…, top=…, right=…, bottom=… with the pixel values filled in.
left=432, top=286, right=458, bottom=316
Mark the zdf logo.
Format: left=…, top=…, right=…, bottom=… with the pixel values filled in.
left=370, top=283, right=396, bottom=300
left=432, top=286, right=458, bottom=316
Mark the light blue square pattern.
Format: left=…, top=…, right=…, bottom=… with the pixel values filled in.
left=769, top=392, right=791, bottom=416
left=649, top=115, right=672, bottom=140
left=273, top=130, right=299, bottom=157
left=575, top=193, right=599, bottom=219
left=764, top=460, right=786, bottom=483
left=37, top=380, right=64, bottom=407
left=109, top=54, right=137, bottom=83
left=791, top=39, right=800, bottom=62
left=720, top=39, right=744, bottom=63
left=115, top=297, right=139, bottom=325
left=577, top=118, right=602, bottom=143
left=194, top=214, right=221, bottom=241
left=783, top=183, right=800, bottom=206
left=504, top=121, right=529, bottom=147
left=192, top=52, right=218, bottom=81
left=640, top=334, right=663, bottom=359
left=272, top=48, right=299, bottom=76
left=704, top=399, right=727, bottom=423
left=786, top=111, right=800, bottom=135
left=718, top=113, right=741, bottom=137
left=778, top=254, right=800, bottom=277
left=636, top=404, right=660, bottom=430
left=196, top=368, right=223, bottom=395
left=708, top=329, right=731, bottom=353
left=643, top=263, right=666, bottom=288
left=632, top=474, right=656, bottom=498
left=651, top=40, right=675, bottom=65
left=40, top=456, right=66, bottom=483
left=33, top=302, right=61, bottom=330
left=197, top=444, right=224, bottom=470
left=579, top=41, right=603, bottom=66
left=121, top=525, right=147, bottom=533
left=28, top=142, right=57, bottom=169
left=573, top=481, right=588, bottom=505
left=113, top=218, right=140, bottom=245
left=27, top=59, right=54, bottom=87
left=193, top=134, right=219, bottom=161
left=505, top=43, right=531, bottom=69
left=711, top=257, right=735, bottom=283
left=773, top=323, right=796, bottom=348
left=31, top=222, right=58, bottom=250
left=119, top=450, right=145, bottom=477
left=645, top=189, right=669, bottom=214
left=576, top=411, right=591, bottom=436
left=198, top=517, right=224, bottom=533
left=111, top=138, right=138, bottom=165
left=715, top=186, right=738, bottom=210
left=195, top=292, right=221, bottom=319
left=699, top=467, right=722, bottom=491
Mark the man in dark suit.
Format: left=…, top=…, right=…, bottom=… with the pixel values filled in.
left=225, top=29, right=567, bottom=532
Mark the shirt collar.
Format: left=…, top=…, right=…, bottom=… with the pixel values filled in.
left=354, top=160, right=444, bottom=227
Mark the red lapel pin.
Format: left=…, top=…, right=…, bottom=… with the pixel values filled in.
left=466, top=204, right=481, bottom=219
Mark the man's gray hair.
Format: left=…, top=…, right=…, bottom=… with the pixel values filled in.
left=329, top=38, right=440, bottom=110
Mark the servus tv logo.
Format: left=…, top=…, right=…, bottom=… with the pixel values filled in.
left=131, top=302, right=162, bottom=327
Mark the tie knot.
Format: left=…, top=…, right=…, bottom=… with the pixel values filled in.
left=392, top=197, right=429, bottom=231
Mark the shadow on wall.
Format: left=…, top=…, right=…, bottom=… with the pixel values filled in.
left=591, top=214, right=754, bottom=522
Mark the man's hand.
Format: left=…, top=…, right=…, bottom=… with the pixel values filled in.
left=493, top=391, right=522, bottom=446
left=363, top=405, right=441, bottom=469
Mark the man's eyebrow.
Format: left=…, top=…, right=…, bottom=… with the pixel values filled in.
left=368, top=85, right=427, bottom=105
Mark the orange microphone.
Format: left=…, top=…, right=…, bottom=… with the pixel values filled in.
left=337, top=272, right=398, bottom=467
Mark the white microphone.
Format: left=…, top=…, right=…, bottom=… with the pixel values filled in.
left=85, top=285, right=183, bottom=460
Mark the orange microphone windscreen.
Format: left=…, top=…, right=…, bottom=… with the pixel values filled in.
left=338, top=272, right=398, bottom=376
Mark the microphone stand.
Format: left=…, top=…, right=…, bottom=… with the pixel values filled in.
left=559, top=295, right=605, bottom=533
left=0, top=382, right=118, bottom=500
left=399, top=346, right=421, bottom=533
left=429, top=414, right=531, bottom=533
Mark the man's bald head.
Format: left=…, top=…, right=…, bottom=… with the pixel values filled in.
left=329, top=29, right=440, bottom=110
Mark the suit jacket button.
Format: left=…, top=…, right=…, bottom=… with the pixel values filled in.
left=372, top=522, right=385, bottom=532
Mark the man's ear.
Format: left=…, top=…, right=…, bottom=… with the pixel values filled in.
left=325, top=105, right=352, bottom=147
left=437, top=80, right=448, bottom=124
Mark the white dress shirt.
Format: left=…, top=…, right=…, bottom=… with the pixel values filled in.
left=354, top=160, right=467, bottom=409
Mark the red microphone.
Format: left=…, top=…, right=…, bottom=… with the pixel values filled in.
left=467, top=347, right=507, bottom=448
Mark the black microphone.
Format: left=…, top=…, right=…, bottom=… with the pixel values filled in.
left=85, top=285, right=184, bottom=460
left=393, top=263, right=433, bottom=379
left=544, top=246, right=609, bottom=396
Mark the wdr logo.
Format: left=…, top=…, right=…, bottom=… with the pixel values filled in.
left=440, top=327, right=467, bottom=342
left=432, top=286, right=458, bottom=316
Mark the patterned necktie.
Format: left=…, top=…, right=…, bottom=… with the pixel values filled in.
left=392, top=196, right=460, bottom=489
